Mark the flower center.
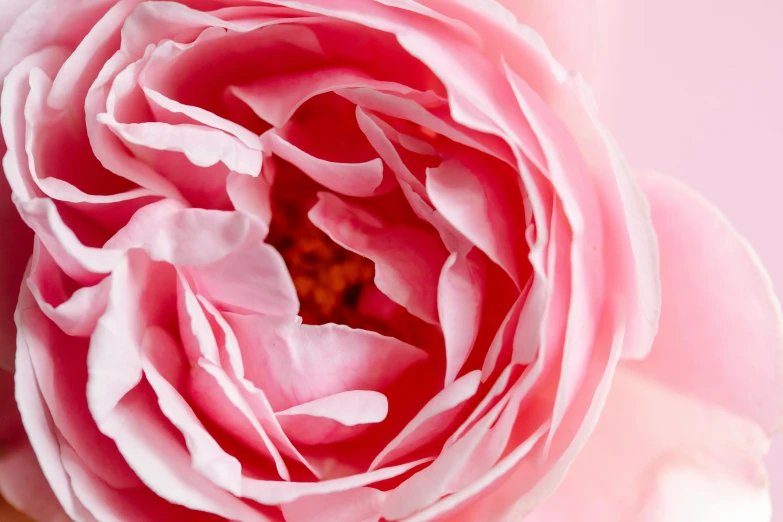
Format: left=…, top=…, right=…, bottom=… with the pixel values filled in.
left=267, top=164, right=397, bottom=334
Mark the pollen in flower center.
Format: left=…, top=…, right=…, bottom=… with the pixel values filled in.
left=266, top=165, right=395, bottom=333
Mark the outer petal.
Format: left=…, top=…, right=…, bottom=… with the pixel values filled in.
left=0, top=440, right=69, bottom=522
left=0, top=0, right=30, bottom=41
left=496, top=0, right=597, bottom=77
left=520, top=368, right=772, bottom=522
left=627, top=173, right=783, bottom=434
left=0, top=162, right=30, bottom=371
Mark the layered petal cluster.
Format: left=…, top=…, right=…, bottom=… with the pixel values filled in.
left=0, top=1, right=780, bottom=522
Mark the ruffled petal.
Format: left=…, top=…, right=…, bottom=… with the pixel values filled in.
left=309, top=191, right=447, bottom=325
left=370, top=370, right=481, bottom=471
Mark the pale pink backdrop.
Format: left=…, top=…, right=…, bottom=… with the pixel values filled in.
left=590, top=0, right=783, bottom=518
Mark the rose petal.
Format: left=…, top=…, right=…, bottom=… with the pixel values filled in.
left=338, top=88, right=512, bottom=164
left=101, top=384, right=270, bottom=521
left=426, top=158, right=526, bottom=285
left=228, top=315, right=429, bottom=411
left=438, top=253, right=486, bottom=385
left=27, top=240, right=111, bottom=337
left=196, top=297, right=323, bottom=477
left=242, top=458, right=432, bottom=506
left=354, top=106, right=468, bottom=253
left=141, top=326, right=243, bottom=494
left=0, top=441, right=71, bottom=522
left=142, top=86, right=262, bottom=149
left=281, top=487, right=385, bottom=522
left=14, top=284, right=93, bottom=521
left=0, top=183, right=31, bottom=370
left=370, top=370, right=481, bottom=471
left=87, top=250, right=175, bottom=424
left=60, top=444, right=216, bottom=522
left=229, top=66, right=444, bottom=128
left=498, top=0, right=597, bottom=77
left=189, top=358, right=292, bottom=481
left=13, top=197, right=123, bottom=282
left=382, top=373, right=548, bottom=520
left=0, top=0, right=118, bottom=88
left=21, top=304, right=138, bottom=490
left=176, top=273, right=220, bottom=365
left=262, top=131, right=385, bottom=198
left=186, top=232, right=299, bottom=318
left=403, top=320, right=625, bottom=522
left=520, top=369, right=771, bottom=522
left=226, top=167, right=274, bottom=225
left=628, top=173, right=783, bottom=433
left=98, top=116, right=263, bottom=176
left=309, top=191, right=447, bottom=325
left=276, top=390, right=389, bottom=445
left=0, top=0, right=29, bottom=41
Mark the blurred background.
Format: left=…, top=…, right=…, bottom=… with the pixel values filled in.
left=590, top=0, right=783, bottom=518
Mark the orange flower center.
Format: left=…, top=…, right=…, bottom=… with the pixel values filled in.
left=267, top=165, right=395, bottom=334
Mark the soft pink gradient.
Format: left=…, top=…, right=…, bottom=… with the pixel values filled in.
left=590, top=0, right=783, bottom=518
left=1, top=1, right=782, bottom=521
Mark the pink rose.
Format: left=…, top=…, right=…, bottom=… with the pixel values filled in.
left=1, top=1, right=781, bottom=521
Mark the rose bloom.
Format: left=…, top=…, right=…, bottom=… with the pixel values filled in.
left=0, top=0, right=781, bottom=521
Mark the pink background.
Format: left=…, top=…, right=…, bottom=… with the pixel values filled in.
left=590, top=0, right=783, bottom=517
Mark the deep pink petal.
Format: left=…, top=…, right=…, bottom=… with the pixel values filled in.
left=426, top=158, right=526, bottom=285
left=407, top=316, right=626, bottom=522
left=262, top=131, right=384, bottom=198
left=14, top=197, right=123, bottom=282
left=60, top=444, right=218, bottom=522
left=229, top=66, right=444, bottom=128
left=338, top=88, right=512, bottom=164
left=370, top=370, right=481, bottom=471
left=0, top=167, right=31, bottom=371
left=309, top=191, right=447, bottom=325
left=354, top=106, right=468, bottom=254
left=382, top=374, right=548, bottom=520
